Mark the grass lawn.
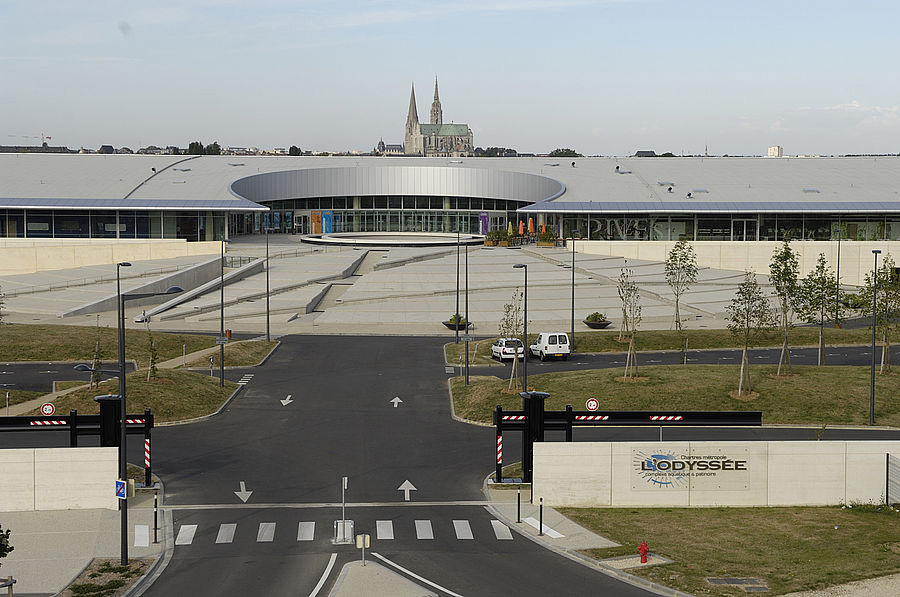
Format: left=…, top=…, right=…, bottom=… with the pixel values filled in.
left=3, top=388, right=44, bottom=407
left=25, top=369, right=239, bottom=422
left=450, top=365, right=900, bottom=426
left=445, top=327, right=873, bottom=364
left=0, top=323, right=215, bottom=366
left=182, top=340, right=279, bottom=368
left=561, top=505, right=900, bottom=596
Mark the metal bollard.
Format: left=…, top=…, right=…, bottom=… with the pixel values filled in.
left=539, top=497, right=543, bottom=536
left=517, top=487, right=521, bottom=523
left=153, top=493, right=159, bottom=544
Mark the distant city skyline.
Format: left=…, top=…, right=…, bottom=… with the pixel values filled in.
left=2, top=1, right=898, bottom=156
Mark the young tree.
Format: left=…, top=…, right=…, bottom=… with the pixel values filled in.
left=0, top=283, right=5, bottom=324
left=769, top=237, right=800, bottom=375
left=617, top=266, right=642, bottom=377
left=145, top=316, right=159, bottom=381
left=665, top=240, right=699, bottom=362
left=498, top=287, right=524, bottom=391
left=0, top=523, right=13, bottom=566
left=727, top=271, right=776, bottom=395
left=859, top=255, right=900, bottom=373
left=90, top=315, right=104, bottom=389
left=797, top=253, right=843, bottom=365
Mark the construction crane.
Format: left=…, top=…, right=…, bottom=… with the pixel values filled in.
left=6, top=133, right=52, bottom=145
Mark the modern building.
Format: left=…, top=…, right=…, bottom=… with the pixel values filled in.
left=404, top=79, right=474, bottom=157
left=767, top=145, right=784, bottom=158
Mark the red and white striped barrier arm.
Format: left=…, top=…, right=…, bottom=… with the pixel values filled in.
left=144, top=438, right=151, bottom=469
left=649, top=415, right=684, bottom=421
left=126, top=418, right=145, bottom=425
left=575, top=415, right=609, bottom=421
left=496, top=435, right=502, bottom=464
left=502, top=415, right=526, bottom=421
left=29, top=420, right=67, bottom=426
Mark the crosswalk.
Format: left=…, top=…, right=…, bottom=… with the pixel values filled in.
left=237, top=373, right=254, bottom=385
left=166, top=518, right=515, bottom=547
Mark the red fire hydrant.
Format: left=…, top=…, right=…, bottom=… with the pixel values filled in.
left=638, top=541, right=649, bottom=564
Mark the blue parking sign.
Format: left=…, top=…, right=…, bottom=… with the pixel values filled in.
left=116, top=479, right=126, bottom=499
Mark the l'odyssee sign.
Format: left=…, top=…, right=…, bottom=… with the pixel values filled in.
left=632, top=447, right=752, bottom=490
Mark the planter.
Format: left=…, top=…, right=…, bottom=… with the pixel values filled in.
left=497, top=241, right=509, bottom=247
left=484, top=240, right=497, bottom=246
left=536, top=241, right=555, bottom=247
left=443, top=320, right=473, bottom=330
left=583, top=319, right=612, bottom=329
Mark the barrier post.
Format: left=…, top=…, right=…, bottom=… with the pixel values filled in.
left=565, top=405, right=573, bottom=442
left=539, top=497, right=543, bottom=536
left=143, top=408, right=152, bottom=487
left=495, top=405, right=503, bottom=483
left=521, top=391, right=547, bottom=483
left=69, top=409, right=78, bottom=447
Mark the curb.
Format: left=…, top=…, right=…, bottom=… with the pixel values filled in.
left=446, top=377, right=494, bottom=428
left=480, top=475, right=692, bottom=597
left=156, top=384, right=244, bottom=427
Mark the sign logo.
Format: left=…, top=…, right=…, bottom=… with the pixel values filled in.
left=40, top=402, right=55, bottom=416
left=633, top=449, right=689, bottom=488
left=585, top=398, right=599, bottom=411
left=632, top=447, right=751, bottom=490
left=115, top=479, right=126, bottom=499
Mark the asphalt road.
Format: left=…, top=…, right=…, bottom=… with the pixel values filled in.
left=0, top=360, right=134, bottom=392
left=5, top=336, right=900, bottom=596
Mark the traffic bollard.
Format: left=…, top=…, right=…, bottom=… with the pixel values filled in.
left=539, top=497, right=543, bottom=536
left=153, top=493, right=159, bottom=544
left=517, top=487, right=521, bottom=523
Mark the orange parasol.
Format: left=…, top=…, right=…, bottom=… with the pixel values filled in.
left=541, top=222, right=546, bottom=234
left=518, top=221, right=524, bottom=235
left=528, top=217, right=535, bottom=234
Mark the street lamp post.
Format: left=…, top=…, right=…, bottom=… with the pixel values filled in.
left=455, top=225, right=460, bottom=343
left=513, top=263, right=528, bottom=392
left=220, top=240, right=225, bottom=387
left=265, top=227, right=271, bottom=342
left=835, top=228, right=842, bottom=325
left=570, top=231, right=579, bottom=351
left=465, top=238, right=470, bottom=385
left=109, top=263, right=182, bottom=565
left=871, top=249, right=881, bottom=426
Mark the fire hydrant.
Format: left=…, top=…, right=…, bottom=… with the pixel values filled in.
left=638, top=541, right=649, bottom=564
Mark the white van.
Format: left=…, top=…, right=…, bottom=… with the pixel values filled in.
left=529, top=332, right=570, bottom=361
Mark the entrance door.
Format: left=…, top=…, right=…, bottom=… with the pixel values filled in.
left=732, top=219, right=757, bottom=241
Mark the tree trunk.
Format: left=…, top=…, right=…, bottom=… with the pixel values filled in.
left=673, top=298, right=681, bottom=333
left=818, top=322, right=825, bottom=366
left=628, top=337, right=637, bottom=377
left=508, top=353, right=519, bottom=391
left=777, top=332, right=791, bottom=375
left=738, top=346, right=751, bottom=395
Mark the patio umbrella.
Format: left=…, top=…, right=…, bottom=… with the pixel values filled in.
left=541, top=222, right=546, bottom=234
left=528, top=217, right=534, bottom=234
left=507, top=221, right=513, bottom=236
left=518, top=221, right=524, bottom=235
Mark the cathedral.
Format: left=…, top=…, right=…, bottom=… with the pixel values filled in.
left=404, top=78, right=474, bottom=157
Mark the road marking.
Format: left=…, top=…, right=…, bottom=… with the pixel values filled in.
left=390, top=396, right=403, bottom=408
left=238, top=374, right=254, bottom=385
left=234, top=481, right=253, bottom=503
left=647, top=359, right=660, bottom=363
left=376, top=520, right=394, bottom=540
left=491, top=520, right=513, bottom=540
left=720, top=357, right=734, bottom=361
left=166, top=500, right=492, bottom=510
left=134, top=525, right=149, bottom=547
left=398, top=480, right=417, bottom=501
left=453, top=520, right=473, bottom=540
left=308, top=553, right=337, bottom=597
left=371, top=553, right=464, bottom=597
left=257, top=522, right=276, bottom=542
left=297, top=521, right=315, bottom=541
left=216, top=523, right=236, bottom=544
left=523, top=517, right=564, bottom=538
left=175, top=524, right=197, bottom=545
left=414, top=520, right=433, bottom=539
left=280, top=394, right=294, bottom=406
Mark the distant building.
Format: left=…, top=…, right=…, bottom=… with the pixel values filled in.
left=634, top=150, right=657, bottom=157
left=404, top=78, right=473, bottom=157
left=375, top=139, right=404, bottom=156
left=767, top=145, right=784, bottom=157
left=0, top=143, right=74, bottom=154
left=98, top=145, right=115, bottom=154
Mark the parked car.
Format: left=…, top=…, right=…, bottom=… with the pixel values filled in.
left=529, top=332, right=570, bottom=361
left=491, top=338, right=525, bottom=361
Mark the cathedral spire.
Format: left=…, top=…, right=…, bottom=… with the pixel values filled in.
left=430, top=76, right=442, bottom=125
left=407, top=83, right=419, bottom=126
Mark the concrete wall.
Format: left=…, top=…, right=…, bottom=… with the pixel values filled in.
left=532, top=441, right=900, bottom=508
left=0, top=239, right=221, bottom=275
left=577, top=240, right=900, bottom=287
left=0, top=447, right=118, bottom=511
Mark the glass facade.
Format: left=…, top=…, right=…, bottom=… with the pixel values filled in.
left=0, top=210, right=227, bottom=241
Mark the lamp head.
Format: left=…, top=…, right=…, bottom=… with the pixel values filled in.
left=513, top=263, right=526, bottom=269
left=118, top=262, right=132, bottom=267
left=873, top=250, right=882, bottom=254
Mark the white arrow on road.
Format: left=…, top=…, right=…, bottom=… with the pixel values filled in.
left=234, top=481, right=253, bottom=503
left=397, top=480, right=417, bottom=501
left=390, top=397, right=403, bottom=408
left=280, top=394, right=293, bottom=406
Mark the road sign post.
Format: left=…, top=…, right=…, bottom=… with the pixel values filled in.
left=356, top=533, right=370, bottom=566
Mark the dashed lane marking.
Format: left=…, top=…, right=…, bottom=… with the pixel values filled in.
left=175, top=524, right=197, bottom=545
left=297, top=521, right=315, bottom=541
left=491, top=520, right=513, bottom=540
left=238, top=374, right=255, bottom=385
left=453, top=520, right=474, bottom=540
left=414, top=520, right=434, bottom=540
left=522, top=517, right=564, bottom=538
left=257, top=522, right=276, bottom=542
left=376, top=520, right=394, bottom=540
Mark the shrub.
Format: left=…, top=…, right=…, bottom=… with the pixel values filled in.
left=585, top=312, right=607, bottom=323
left=538, top=229, right=558, bottom=243
left=448, top=313, right=468, bottom=324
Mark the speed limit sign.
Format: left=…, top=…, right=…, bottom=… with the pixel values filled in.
left=585, top=398, right=599, bottom=411
left=40, top=402, right=56, bottom=416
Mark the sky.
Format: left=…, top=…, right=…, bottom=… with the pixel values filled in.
left=1, top=0, right=898, bottom=156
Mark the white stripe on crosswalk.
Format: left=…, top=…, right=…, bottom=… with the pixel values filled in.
left=216, top=523, right=236, bottom=544
left=414, top=520, right=433, bottom=540
left=297, top=521, right=315, bottom=541
left=257, top=522, right=276, bottom=542
left=134, top=525, right=149, bottom=547
left=376, top=520, right=394, bottom=540
left=523, top=517, right=564, bottom=538
left=453, top=520, right=473, bottom=540
left=175, top=524, right=197, bottom=545
left=491, top=520, right=513, bottom=540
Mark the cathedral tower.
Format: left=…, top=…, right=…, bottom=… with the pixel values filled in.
left=405, top=83, right=422, bottom=155
left=430, top=77, right=442, bottom=125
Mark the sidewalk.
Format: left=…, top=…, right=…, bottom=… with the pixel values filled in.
left=0, top=491, right=163, bottom=596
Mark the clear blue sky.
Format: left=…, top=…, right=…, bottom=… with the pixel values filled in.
left=2, top=1, right=898, bottom=155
